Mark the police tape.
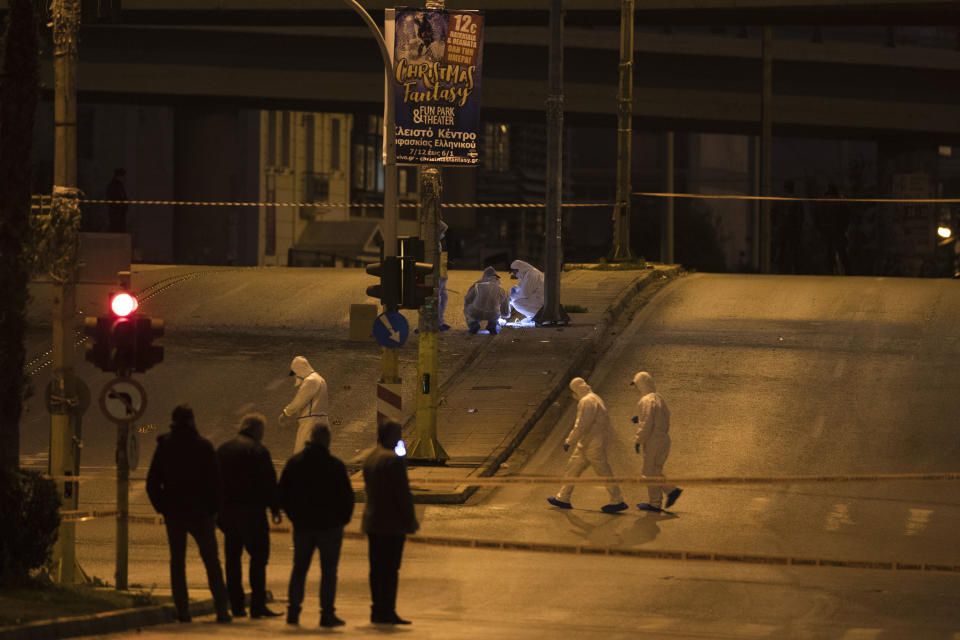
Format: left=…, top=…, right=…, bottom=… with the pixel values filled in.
left=45, top=471, right=960, bottom=486
left=55, top=511, right=960, bottom=574
left=77, top=194, right=960, bottom=208
left=633, top=191, right=960, bottom=204
left=406, top=471, right=960, bottom=487
left=79, top=199, right=610, bottom=209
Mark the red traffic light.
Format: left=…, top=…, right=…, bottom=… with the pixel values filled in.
left=111, top=292, right=138, bottom=317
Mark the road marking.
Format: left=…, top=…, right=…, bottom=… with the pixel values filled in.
left=905, top=509, right=933, bottom=536
left=736, top=623, right=777, bottom=637
left=825, top=503, right=855, bottom=532
left=840, top=629, right=882, bottom=639
left=635, top=617, right=674, bottom=631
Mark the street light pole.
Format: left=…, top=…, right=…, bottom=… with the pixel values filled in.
left=612, top=0, right=633, bottom=261
left=540, top=0, right=568, bottom=325
left=343, top=0, right=402, bottom=419
left=49, top=0, right=82, bottom=585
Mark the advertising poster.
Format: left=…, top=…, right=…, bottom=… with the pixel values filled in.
left=392, top=7, right=484, bottom=166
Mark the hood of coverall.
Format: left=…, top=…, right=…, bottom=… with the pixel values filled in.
left=510, top=260, right=537, bottom=280
left=290, top=355, right=314, bottom=388
left=481, top=266, right=500, bottom=281
left=632, top=371, right=656, bottom=396
left=569, top=377, right=592, bottom=400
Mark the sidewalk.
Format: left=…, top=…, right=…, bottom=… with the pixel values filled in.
left=358, top=264, right=680, bottom=504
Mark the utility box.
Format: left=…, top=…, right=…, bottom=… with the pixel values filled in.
left=349, top=304, right=378, bottom=342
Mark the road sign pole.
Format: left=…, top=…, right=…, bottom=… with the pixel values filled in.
left=115, top=420, right=129, bottom=590
left=409, top=168, right=448, bottom=464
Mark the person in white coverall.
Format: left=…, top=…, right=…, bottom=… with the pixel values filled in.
left=280, top=356, right=330, bottom=455
left=547, top=377, right=627, bottom=514
left=508, top=260, right=544, bottom=321
left=632, top=371, right=682, bottom=512
left=463, top=266, right=510, bottom=335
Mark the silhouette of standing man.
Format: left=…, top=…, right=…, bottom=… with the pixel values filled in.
left=362, top=421, right=418, bottom=625
left=106, top=168, right=128, bottom=233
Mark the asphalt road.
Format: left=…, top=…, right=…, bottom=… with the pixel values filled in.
left=430, top=274, right=960, bottom=566
left=24, top=272, right=960, bottom=638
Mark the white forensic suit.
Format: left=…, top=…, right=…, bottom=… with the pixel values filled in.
left=509, top=259, right=544, bottom=320
left=555, top=378, right=623, bottom=504
left=282, top=355, right=330, bottom=455
left=633, top=371, right=678, bottom=508
left=463, top=267, right=510, bottom=334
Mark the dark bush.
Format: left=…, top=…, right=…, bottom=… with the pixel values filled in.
left=0, top=469, right=60, bottom=585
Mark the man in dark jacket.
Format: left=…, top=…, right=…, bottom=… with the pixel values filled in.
left=362, top=421, right=419, bottom=625
left=278, top=424, right=354, bottom=628
left=216, top=414, right=282, bottom=619
left=146, top=404, right=231, bottom=624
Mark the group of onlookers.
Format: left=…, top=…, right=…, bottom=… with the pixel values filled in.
left=146, top=404, right=417, bottom=627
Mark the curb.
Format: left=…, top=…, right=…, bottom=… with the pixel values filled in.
left=0, top=591, right=285, bottom=640
left=404, top=265, right=682, bottom=505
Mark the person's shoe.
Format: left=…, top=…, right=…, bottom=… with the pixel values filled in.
left=468, top=321, right=480, bottom=334
left=636, top=502, right=663, bottom=512
left=486, top=323, right=499, bottom=335
left=216, top=612, right=233, bottom=624
left=250, top=606, right=282, bottom=618
left=286, top=607, right=300, bottom=626
left=665, top=488, right=683, bottom=509
left=320, top=613, right=346, bottom=627
left=177, top=614, right=192, bottom=623
left=601, top=501, right=628, bottom=514
left=371, top=613, right=412, bottom=625
left=547, top=497, right=572, bottom=509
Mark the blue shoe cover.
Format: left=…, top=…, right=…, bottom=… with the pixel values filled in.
left=665, top=488, right=683, bottom=509
left=636, top=503, right=663, bottom=512
left=439, top=324, right=451, bottom=331
left=547, top=497, right=572, bottom=509
left=601, top=502, right=628, bottom=514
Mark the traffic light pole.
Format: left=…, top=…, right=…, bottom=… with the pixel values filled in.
left=408, top=168, right=448, bottom=463
left=343, top=0, right=402, bottom=421
left=115, top=417, right=130, bottom=590
left=49, top=0, right=82, bottom=585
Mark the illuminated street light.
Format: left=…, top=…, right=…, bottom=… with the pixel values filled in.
left=937, top=225, right=952, bottom=240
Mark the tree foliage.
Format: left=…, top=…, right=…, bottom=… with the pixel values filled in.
left=0, top=469, right=60, bottom=585
left=0, top=0, right=40, bottom=474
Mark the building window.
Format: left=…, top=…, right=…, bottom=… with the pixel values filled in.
left=280, top=111, right=291, bottom=168
left=331, top=118, right=341, bottom=170
left=305, top=114, right=315, bottom=174
left=267, top=111, right=277, bottom=167
left=483, top=123, right=511, bottom=172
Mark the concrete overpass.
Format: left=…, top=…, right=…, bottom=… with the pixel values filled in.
left=20, top=0, right=960, bottom=142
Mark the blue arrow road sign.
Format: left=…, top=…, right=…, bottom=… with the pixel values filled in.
left=372, top=311, right=409, bottom=348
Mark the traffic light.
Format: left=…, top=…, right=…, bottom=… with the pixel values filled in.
left=83, top=291, right=164, bottom=375
left=401, top=257, right=434, bottom=310
left=366, top=256, right=401, bottom=309
left=84, top=316, right=111, bottom=371
left=108, top=292, right=138, bottom=375
left=134, top=316, right=164, bottom=373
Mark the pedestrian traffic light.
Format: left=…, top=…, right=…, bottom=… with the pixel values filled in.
left=134, top=316, right=164, bottom=373
left=366, top=256, right=401, bottom=309
left=400, top=257, right=434, bottom=310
